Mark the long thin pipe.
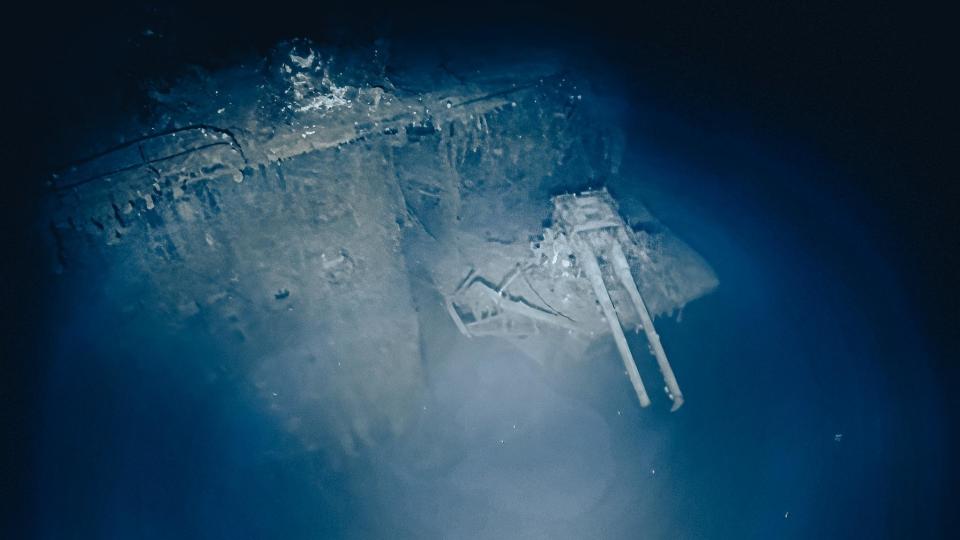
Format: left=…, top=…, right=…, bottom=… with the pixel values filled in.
left=609, top=241, right=684, bottom=411
left=575, top=236, right=651, bottom=408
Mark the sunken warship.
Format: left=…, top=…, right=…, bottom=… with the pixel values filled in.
left=44, top=40, right=717, bottom=455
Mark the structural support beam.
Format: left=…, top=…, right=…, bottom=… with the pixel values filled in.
left=574, top=236, right=652, bottom=408
left=609, top=241, right=684, bottom=411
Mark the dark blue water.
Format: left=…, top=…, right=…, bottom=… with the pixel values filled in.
left=33, top=292, right=353, bottom=539
left=30, top=102, right=944, bottom=539
left=615, top=107, right=945, bottom=537
left=16, top=10, right=950, bottom=533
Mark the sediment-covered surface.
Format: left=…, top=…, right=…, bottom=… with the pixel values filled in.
left=43, top=40, right=716, bottom=457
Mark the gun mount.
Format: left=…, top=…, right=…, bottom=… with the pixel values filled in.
left=447, top=189, right=685, bottom=411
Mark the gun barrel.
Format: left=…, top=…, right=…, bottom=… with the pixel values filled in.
left=609, top=241, right=684, bottom=411
left=575, top=236, right=652, bottom=408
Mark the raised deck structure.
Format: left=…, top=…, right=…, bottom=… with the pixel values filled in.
left=447, top=189, right=685, bottom=411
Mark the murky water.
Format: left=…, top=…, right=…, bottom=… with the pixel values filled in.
left=26, top=38, right=946, bottom=540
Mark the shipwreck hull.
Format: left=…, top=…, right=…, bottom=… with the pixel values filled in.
left=43, top=40, right=717, bottom=455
